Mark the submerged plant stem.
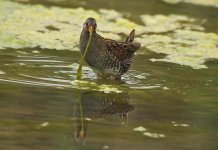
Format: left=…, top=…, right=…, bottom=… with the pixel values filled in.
left=76, top=31, right=93, bottom=80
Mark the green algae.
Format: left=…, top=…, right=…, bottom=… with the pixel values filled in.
left=163, top=0, right=218, bottom=8
left=1, top=0, right=218, bottom=69
left=136, top=29, right=218, bottom=69
left=0, top=71, right=6, bottom=75
left=0, top=0, right=123, bottom=50
left=140, top=14, right=202, bottom=33
left=137, top=14, right=218, bottom=69
left=71, top=80, right=122, bottom=93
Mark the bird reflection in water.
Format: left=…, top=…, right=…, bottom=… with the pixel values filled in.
left=73, top=90, right=134, bottom=143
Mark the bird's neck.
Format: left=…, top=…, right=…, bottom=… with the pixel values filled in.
left=80, top=30, right=97, bottom=54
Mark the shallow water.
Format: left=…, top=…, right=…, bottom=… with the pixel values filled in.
left=0, top=0, right=218, bottom=150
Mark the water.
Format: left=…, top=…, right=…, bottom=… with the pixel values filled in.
left=0, top=0, right=218, bottom=150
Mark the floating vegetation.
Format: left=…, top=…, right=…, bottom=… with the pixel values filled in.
left=172, top=121, right=190, bottom=127
left=40, top=122, right=49, bottom=127
left=0, top=71, right=6, bottom=75
left=163, top=0, right=218, bottom=8
left=133, top=126, right=147, bottom=132
left=163, top=87, right=169, bottom=90
left=140, top=14, right=203, bottom=33
left=71, top=80, right=122, bottom=93
left=143, top=132, right=165, bottom=138
left=133, top=126, right=165, bottom=138
left=1, top=0, right=218, bottom=69
left=136, top=30, right=218, bottom=69
left=36, top=122, right=50, bottom=129
left=129, top=85, right=161, bottom=90
left=0, top=0, right=122, bottom=50
left=138, top=15, right=218, bottom=69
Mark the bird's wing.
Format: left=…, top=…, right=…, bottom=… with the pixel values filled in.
left=105, top=41, right=141, bottom=61
left=95, top=32, right=141, bottom=60
left=107, top=41, right=141, bottom=52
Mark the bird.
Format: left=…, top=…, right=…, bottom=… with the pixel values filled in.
left=80, top=17, right=141, bottom=80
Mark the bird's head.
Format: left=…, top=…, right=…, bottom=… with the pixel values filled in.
left=83, top=17, right=97, bottom=32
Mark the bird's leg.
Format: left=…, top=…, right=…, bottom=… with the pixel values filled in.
left=120, top=113, right=128, bottom=124
left=108, top=75, right=121, bottom=80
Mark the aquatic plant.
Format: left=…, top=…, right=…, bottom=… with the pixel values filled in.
left=76, top=31, right=93, bottom=80
left=1, top=0, right=218, bottom=69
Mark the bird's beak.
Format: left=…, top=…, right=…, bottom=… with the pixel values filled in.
left=88, top=26, right=94, bottom=32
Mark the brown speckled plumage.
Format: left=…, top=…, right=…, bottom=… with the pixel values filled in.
left=80, top=18, right=141, bottom=80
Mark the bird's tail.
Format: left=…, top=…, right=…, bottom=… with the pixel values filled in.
left=125, top=29, right=135, bottom=43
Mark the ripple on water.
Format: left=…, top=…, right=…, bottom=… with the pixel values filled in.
left=16, top=59, right=63, bottom=63
left=0, top=64, right=163, bottom=93
left=0, top=78, right=70, bottom=88
left=19, top=74, right=71, bottom=83
left=0, top=50, right=164, bottom=93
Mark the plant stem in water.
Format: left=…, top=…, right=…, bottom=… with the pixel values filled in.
left=76, top=31, right=93, bottom=80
